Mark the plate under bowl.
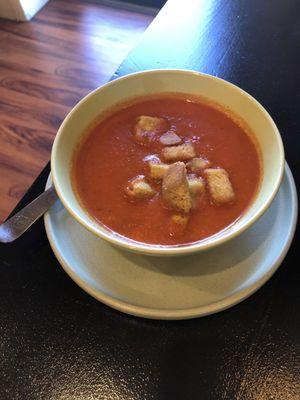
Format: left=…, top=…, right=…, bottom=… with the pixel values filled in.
left=44, top=164, right=297, bottom=320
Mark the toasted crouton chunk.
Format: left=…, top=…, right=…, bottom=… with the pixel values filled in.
left=187, top=157, right=211, bottom=173
left=188, top=176, right=205, bottom=208
left=171, top=214, right=189, bottom=226
left=162, top=162, right=192, bottom=213
left=137, top=115, right=166, bottom=130
left=188, top=177, right=205, bottom=195
left=162, top=143, right=196, bottom=162
left=149, top=162, right=169, bottom=179
left=204, top=168, right=235, bottom=204
left=133, top=116, right=167, bottom=145
left=159, top=131, right=182, bottom=146
left=125, top=175, right=156, bottom=200
left=168, top=214, right=189, bottom=237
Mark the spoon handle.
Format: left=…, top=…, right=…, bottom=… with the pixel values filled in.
left=0, top=186, right=58, bottom=243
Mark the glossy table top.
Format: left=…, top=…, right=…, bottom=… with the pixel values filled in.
left=0, top=0, right=299, bottom=398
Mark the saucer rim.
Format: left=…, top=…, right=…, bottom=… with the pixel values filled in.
left=44, top=163, right=298, bottom=320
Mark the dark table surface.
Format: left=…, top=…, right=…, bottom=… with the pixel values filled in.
left=0, top=0, right=299, bottom=399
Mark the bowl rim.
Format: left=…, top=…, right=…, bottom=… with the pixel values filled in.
left=51, top=69, right=285, bottom=256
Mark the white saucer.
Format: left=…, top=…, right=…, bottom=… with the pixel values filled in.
left=44, top=164, right=297, bottom=320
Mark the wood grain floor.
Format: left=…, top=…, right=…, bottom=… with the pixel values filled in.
left=0, top=0, right=153, bottom=221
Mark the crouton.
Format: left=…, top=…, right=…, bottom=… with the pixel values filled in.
left=187, top=157, right=211, bottom=173
left=143, top=154, right=160, bottom=163
left=149, top=162, right=169, bottom=179
left=204, top=168, right=235, bottom=204
left=133, top=116, right=167, bottom=145
left=159, top=131, right=182, bottom=146
left=162, top=162, right=192, bottom=213
left=168, top=214, right=189, bottom=237
left=188, top=177, right=205, bottom=195
left=125, top=175, right=156, bottom=200
left=188, top=176, right=205, bottom=208
left=171, top=214, right=189, bottom=226
left=162, top=143, right=196, bottom=162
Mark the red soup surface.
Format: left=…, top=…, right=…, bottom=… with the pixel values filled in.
left=72, top=94, right=261, bottom=245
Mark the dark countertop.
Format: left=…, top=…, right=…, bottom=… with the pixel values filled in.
left=0, top=0, right=299, bottom=398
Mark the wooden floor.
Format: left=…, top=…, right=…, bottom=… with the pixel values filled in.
left=0, top=0, right=153, bottom=221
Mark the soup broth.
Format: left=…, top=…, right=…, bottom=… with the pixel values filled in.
left=72, top=94, right=261, bottom=245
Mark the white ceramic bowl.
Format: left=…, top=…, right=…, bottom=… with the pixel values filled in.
left=51, top=69, right=284, bottom=256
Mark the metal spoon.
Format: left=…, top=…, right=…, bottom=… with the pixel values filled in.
left=0, top=186, right=58, bottom=243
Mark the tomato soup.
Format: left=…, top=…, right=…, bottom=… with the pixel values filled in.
left=72, top=94, right=261, bottom=245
